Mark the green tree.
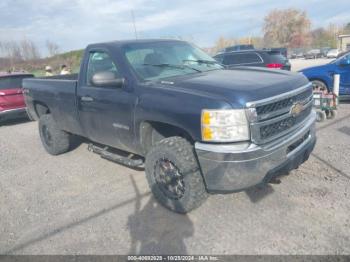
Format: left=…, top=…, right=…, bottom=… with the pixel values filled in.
left=344, top=22, right=350, bottom=34
left=310, top=27, right=337, bottom=48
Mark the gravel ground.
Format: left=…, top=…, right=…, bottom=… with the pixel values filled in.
left=1, top=60, right=349, bottom=254
left=1, top=104, right=349, bottom=255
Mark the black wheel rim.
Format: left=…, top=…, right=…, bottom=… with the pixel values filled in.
left=42, top=125, right=53, bottom=146
left=154, top=158, right=185, bottom=200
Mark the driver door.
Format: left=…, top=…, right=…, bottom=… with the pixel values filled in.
left=77, top=50, right=136, bottom=151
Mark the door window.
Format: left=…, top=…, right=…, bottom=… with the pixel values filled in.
left=86, top=51, right=119, bottom=86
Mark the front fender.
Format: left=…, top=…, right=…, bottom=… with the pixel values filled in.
left=300, top=65, right=335, bottom=90
left=134, top=85, right=232, bottom=143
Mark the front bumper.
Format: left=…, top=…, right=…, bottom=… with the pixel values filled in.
left=0, top=108, right=27, bottom=121
left=195, top=111, right=316, bottom=193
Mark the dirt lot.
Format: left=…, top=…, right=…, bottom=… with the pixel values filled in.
left=290, top=58, right=332, bottom=72
left=0, top=103, right=349, bottom=255
left=0, top=59, right=349, bottom=255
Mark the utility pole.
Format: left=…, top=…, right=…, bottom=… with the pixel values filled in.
left=131, top=10, right=138, bottom=39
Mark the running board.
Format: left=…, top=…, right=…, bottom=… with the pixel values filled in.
left=88, top=144, right=144, bottom=168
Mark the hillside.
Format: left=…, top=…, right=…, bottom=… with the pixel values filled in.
left=0, top=49, right=84, bottom=76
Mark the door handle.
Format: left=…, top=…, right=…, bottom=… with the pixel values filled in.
left=81, top=96, right=94, bottom=102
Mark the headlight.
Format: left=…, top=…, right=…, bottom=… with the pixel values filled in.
left=201, top=109, right=249, bottom=142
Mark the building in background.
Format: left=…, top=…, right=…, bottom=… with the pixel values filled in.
left=338, top=35, right=350, bottom=51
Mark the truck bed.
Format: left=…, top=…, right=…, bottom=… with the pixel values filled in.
left=35, top=73, right=79, bottom=81
left=23, top=74, right=82, bottom=135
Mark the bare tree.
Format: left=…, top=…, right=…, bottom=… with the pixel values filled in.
left=310, top=24, right=340, bottom=48
left=0, top=41, right=22, bottom=70
left=46, top=40, right=60, bottom=57
left=212, top=37, right=237, bottom=53
left=263, top=8, right=311, bottom=48
left=0, top=41, right=23, bottom=68
left=20, top=39, right=40, bottom=61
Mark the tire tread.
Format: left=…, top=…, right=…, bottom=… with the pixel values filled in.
left=39, top=114, right=70, bottom=155
left=145, top=137, right=208, bottom=213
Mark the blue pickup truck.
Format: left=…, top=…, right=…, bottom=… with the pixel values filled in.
left=300, top=53, right=350, bottom=98
left=23, top=39, right=316, bottom=213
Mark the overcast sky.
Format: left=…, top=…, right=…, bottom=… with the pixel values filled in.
left=0, top=0, right=349, bottom=54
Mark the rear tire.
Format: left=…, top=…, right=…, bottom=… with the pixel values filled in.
left=145, top=137, right=208, bottom=213
left=39, top=114, right=71, bottom=155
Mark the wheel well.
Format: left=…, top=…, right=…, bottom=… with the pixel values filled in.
left=34, top=102, right=50, bottom=118
left=140, top=121, right=194, bottom=155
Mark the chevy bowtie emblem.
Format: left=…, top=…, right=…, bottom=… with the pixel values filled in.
left=290, top=102, right=304, bottom=117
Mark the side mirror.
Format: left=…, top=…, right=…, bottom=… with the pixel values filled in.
left=91, top=71, right=124, bottom=88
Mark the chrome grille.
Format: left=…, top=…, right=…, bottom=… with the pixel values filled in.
left=256, top=88, right=312, bottom=117
left=260, top=106, right=312, bottom=140
left=247, top=83, right=313, bottom=144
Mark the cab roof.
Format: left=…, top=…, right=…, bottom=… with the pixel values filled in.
left=86, top=39, right=187, bottom=49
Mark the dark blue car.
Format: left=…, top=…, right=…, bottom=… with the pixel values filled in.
left=300, top=53, right=350, bottom=98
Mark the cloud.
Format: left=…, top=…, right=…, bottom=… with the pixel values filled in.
left=324, top=12, right=350, bottom=25
left=0, top=0, right=349, bottom=54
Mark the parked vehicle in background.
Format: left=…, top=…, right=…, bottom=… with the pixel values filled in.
left=217, top=44, right=255, bottom=54
left=337, top=49, right=350, bottom=58
left=23, top=39, right=316, bottom=213
left=290, top=50, right=304, bottom=59
left=300, top=53, right=350, bottom=98
left=263, top=47, right=287, bottom=58
left=327, top=49, right=340, bottom=58
left=0, top=72, right=34, bottom=122
left=214, top=50, right=291, bottom=70
left=304, top=49, right=322, bottom=59
left=321, top=47, right=332, bottom=57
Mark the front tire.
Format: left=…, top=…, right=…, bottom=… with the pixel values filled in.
left=39, top=114, right=71, bottom=155
left=145, top=137, right=208, bottom=213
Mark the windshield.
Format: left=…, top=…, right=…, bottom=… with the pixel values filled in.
left=122, top=41, right=223, bottom=80
left=267, top=51, right=287, bottom=63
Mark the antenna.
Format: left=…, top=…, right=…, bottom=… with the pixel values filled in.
left=131, top=10, right=138, bottom=39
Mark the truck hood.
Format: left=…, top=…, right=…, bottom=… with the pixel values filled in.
left=164, top=67, right=309, bottom=108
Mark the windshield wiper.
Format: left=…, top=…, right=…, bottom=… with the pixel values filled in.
left=144, top=63, right=183, bottom=69
left=183, top=59, right=222, bottom=66
left=143, top=63, right=202, bottom=72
